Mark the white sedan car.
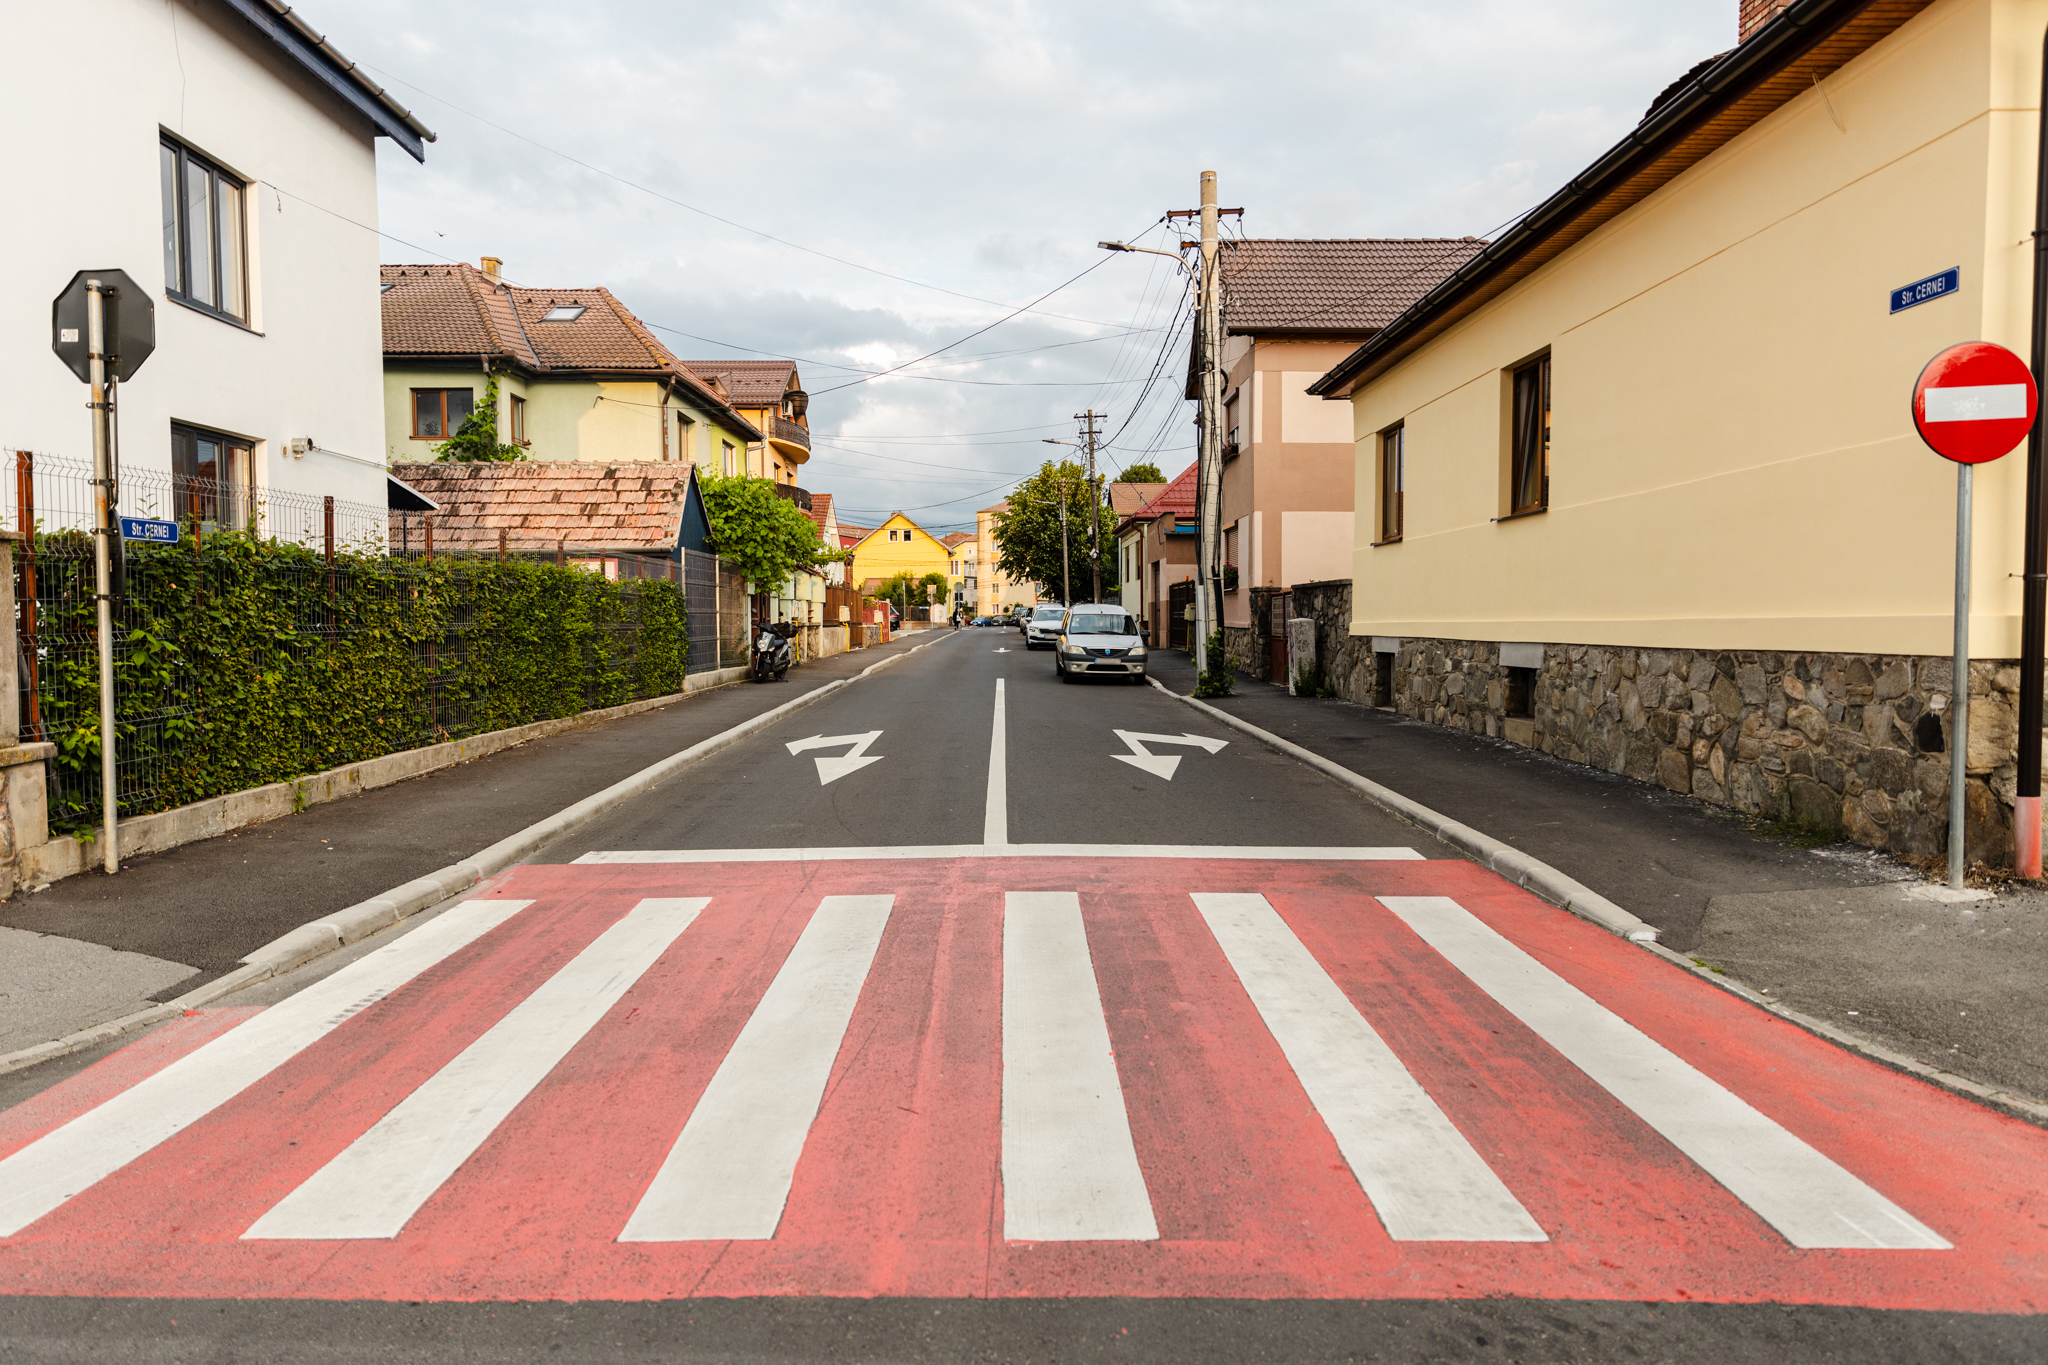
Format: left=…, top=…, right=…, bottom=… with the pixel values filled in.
left=1053, top=608, right=1147, bottom=683
left=1024, top=603, right=1067, bottom=649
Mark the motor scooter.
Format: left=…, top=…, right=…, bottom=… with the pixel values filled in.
left=752, top=620, right=796, bottom=682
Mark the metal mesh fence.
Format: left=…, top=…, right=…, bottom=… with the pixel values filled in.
left=7, top=451, right=749, bottom=833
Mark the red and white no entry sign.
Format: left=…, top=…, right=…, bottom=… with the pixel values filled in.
left=1912, top=341, right=2038, bottom=464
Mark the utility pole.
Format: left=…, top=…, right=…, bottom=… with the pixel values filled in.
left=1076, top=409, right=1105, bottom=604
left=86, top=281, right=119, bottom=875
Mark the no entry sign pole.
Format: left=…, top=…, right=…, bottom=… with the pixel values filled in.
left=1913, top=342, right=2039, bottom=887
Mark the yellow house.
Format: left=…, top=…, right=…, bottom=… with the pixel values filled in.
left=1311, top=0, right=2048, bottom=863
left=854, top=512, right=957, bottom=609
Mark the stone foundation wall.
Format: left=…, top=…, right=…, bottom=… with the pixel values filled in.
left=1221, top=623, right=1262, bottom=677
left=1288, top=581, right=2036, bottom=865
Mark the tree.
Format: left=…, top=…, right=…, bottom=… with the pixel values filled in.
left=700, top=474, right=843, bottom=588
left=991, top=459, right=1118, bottom=604
left=875, top=570, right=951, bottom=618
left=434, top=373, right=527, bottom=463
left=1120, top=462, right=1167, bottom=484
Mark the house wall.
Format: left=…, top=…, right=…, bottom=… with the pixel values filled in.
left=854, top=514, right=955, bottom=594
left=1347, top=0, right=2040, bottom=659
left=1217, top=338, right=1362, bottom=630
left=382, top=369, right=750, bottom=469
left=0, top=0, right=390, bottom=509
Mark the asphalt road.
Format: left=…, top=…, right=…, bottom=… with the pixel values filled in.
left=2, top=628, right=2041, bottom=1363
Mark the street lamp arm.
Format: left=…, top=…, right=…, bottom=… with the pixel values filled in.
left=1098, top=241, right=1192, bottom=274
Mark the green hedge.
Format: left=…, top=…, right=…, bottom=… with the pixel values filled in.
left=30, top=534, right=687, bottom=832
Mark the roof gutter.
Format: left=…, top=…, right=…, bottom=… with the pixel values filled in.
left=1309, top=0, right=1883, bottom=399
left=224, top=0, right=437, bottom=161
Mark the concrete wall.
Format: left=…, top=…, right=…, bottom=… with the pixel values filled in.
left=1344, top=0, right=2048, bottom=660
left=0, top=0, right=390, bottom=509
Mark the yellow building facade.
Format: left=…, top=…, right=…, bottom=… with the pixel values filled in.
left=853, top=513, right=959, bottom=608
left=1313, top=0, right=2048, bottom=861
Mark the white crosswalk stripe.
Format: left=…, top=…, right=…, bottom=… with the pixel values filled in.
left=621, top=894, right=895, bottom=1241
left=1001, top=891, right=1158, bottom=1241
left=247, top=898, right=706, bottom=1241
left=1192, top=892, right=1546, bottom=1242
left=0, top=898, right=534, bottom=1238
left=1380, top=895, right=1951, bottom=1250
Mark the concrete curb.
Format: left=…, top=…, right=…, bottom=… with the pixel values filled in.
left=19, top=665, right=756, bottom=890
left=1151, top=679, right=1660, bottom=944
left=0, top=635, right=955, bottom=1078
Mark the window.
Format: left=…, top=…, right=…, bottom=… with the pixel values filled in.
left=1505, top=666, right=1536, bottom=719
left=1373, top=650, right=1395, bottom=708
left=1509, top=355, right=1550, bottom=515
left=510, top=394, right=527, bottom=445
left=721, top=440, right=736, bottom=476
left=540, top=304, right=586, bottom=322
left=160, top=136, right=248, bottom=322
left=411, top=389, right=474, bottom=439
left=1224, top=394, right=1241, bottom=458
left=1223, top=525, right=1238, bottom=591
left=170, top=423, right=254, bottom=530
left=1379, top=424, right=1404, bottom=542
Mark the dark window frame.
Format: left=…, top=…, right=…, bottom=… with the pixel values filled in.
left=169, top=422, right=255, bottom=530
left=410, top=388, right=475, bottom=440
left=1504, top=665, right=1537, bottom=719
left=159, top=134, right=249, bottom=324
left=1378, top=423, right=1405, bottom=544
left=1509, top=354, right=1551, bottom=516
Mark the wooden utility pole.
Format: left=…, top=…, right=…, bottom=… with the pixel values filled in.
left=1075, top=410, right=1105, bottom=604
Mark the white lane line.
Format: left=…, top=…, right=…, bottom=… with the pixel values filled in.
left=1379, top=895, right=1951, bottom=1251
left=620, top=894, right=894, bottom=1241
left=0, top=898, right=534, bottom=1238
left=574, top=845, right=1423, bottom=863
left=246, top=897, right=706, bottom=1241
left=984, top=679, right=1009, bottom=848
left=1191, top=892, right=1545, bottom=1242
left=1001, top=891, right=1158, bottom=1241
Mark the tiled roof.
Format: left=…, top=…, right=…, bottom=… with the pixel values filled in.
left=387, top=461, right=692, bottom=554
left=1124, top=463, right=1197, bottom=529
left=1107, top=482, right=1164, bottom=517
left=380, top=264, right=760, bottom=438
left=806, top=492, right=836, bottom=535
left=1219, top=239, right=1488, bottom=335
left=680, top=359, right=800, bottom=407
left=978, top=501, right=1010, bottom=516
left=940, top=532, right=974, bottom=550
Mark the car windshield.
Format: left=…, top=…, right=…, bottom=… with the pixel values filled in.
left=1032, top=606, right=1064, bottom=620
left=1066, top=613, right=1134, bottom=635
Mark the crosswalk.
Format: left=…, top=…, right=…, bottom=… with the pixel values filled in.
left=0, top=853, right=2037, bottom=1307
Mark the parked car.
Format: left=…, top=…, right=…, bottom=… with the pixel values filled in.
left=1011, top=606, right=1030, bottom=630
left=1054, top=607, right=1147, bottom=683
left=1024, top=603, right=1068, bottom=649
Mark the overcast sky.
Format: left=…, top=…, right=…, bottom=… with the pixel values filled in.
left=322, top=0, right=1731, bottom=532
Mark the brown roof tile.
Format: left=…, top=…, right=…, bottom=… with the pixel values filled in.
left=940, top=532, right=974, bottom=550
left=1218, top=238, right=1488, bottom=335
left=680, top=359, right=801, bottom=407
left=388, top=461, right=694, bottom=554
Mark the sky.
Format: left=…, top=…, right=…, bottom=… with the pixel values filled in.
left=321, top=0, right=1733, bottom=533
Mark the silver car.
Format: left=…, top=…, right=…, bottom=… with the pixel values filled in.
left=1024, top=603, right=1066, bottom=649
left=1054, top=607, right=1147, bottom=683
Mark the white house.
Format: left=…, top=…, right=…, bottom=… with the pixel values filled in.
left=0, top=0, right=433, bottom=524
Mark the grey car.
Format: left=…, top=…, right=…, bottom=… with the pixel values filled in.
left=1024, top=603, right=1066, bottom=649
left=1053, top=607, right=1147, bottom=683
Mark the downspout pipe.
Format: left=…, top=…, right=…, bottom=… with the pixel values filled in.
left=2017, top=22, right=2048, bottom=879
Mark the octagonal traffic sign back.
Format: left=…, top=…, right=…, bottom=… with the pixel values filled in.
left=1911, top=341, right=2037, bottom=464
left=51, top=269, right=155, bottom=384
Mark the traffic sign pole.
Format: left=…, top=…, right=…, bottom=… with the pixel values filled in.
left=87, top=280, right=118, bottom=875
left=1951, top=464, right=1973, bottom=890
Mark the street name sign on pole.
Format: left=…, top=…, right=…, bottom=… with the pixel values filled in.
left=119, top=517, right=178, bottom=545
left=53, top=270, right=155, bottom=876
left=1912, top=341, right=2038, bottom=888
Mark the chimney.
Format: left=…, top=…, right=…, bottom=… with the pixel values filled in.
left=481, top=256, right=502, bottom=281
left=1739, top=0, right=1792, bottom=41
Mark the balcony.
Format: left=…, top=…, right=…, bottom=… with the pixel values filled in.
left=770, top=415, right=811, bottom=455
left=773, top=483, right=813, bottom=512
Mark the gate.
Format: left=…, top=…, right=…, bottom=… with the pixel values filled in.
left=1168, top=580, right=1195, bottom=651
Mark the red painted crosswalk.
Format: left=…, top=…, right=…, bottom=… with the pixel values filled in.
left=1, top=854, right=2043, bottom=1309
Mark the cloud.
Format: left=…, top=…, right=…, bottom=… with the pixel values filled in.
left=316, top=0, right=1729, bottom=525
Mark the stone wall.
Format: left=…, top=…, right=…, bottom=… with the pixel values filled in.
left=1286, top=580, right=2035, bottom=865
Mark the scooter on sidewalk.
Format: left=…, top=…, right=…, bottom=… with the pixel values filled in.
left=752, top=620, right=796, bottom=683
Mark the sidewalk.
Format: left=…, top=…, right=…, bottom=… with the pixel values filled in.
left=0, top=634, right=942, bottom=1057
left=1149, top=651, right=2048, bottom=1112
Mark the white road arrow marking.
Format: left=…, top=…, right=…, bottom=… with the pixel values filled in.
left=785, top=731, right=885, bottom=785
left=1110, top=730, right=1229, bottom=780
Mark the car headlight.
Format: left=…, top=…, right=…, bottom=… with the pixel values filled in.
left=1128, top=644, right=1147, bottom=658
left=1063, top=644, right=1088, bottom=657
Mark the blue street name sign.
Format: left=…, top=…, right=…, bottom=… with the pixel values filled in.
left=1891, top=267, right=1960, bottom=314
left=119, top=516, right=178, bottom=544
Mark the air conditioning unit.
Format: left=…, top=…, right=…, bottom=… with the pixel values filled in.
left=288, top=437, right=314, bottom=458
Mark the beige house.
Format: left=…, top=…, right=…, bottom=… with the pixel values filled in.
left=1200, top=240, right=1482, bottom=671
left=681, top=359, right=813, bottom=485
left=1312, top=0, right=2048, bottom=863
left=380, top=260, right=759, bottom=469
left=974, top=501, right=1033, bottom=616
